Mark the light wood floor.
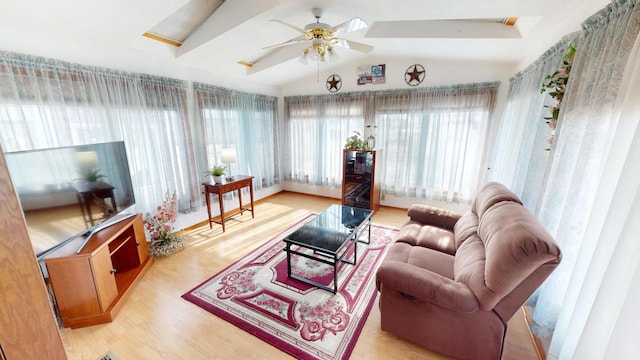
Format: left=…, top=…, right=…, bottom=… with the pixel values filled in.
left=60, top=191, right=541, bottom=360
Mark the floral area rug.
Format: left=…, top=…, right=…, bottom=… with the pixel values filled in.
left=182, top=214, right=398, bottom=360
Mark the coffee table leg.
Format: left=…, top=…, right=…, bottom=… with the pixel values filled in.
left=333, top=255, right=338, bottom=294
left=353, top=235, right=358, bottom=265
left=286, top=243, right=292, bottom=277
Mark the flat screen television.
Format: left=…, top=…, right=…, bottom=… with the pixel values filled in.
left=5, top=141, right=136, bottom=260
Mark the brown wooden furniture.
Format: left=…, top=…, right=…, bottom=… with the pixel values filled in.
left=72, top=180, right=118, bottom=226
left=202, top=175, right=255, bottom=232
left=43, top=213, right=153, bottom=328
left=0, top=146, right=67, bottom=358
left=342, top=149, right=381, bottom=212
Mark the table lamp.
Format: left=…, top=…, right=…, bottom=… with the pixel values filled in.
left=75, top=151, right=99, bottom=168
left=220, top=148, right=237, bottom=181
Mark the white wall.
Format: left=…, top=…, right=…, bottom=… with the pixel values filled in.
left=280, top=56, right=517, bottom=95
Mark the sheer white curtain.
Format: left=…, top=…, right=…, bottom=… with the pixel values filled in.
left=375, top=83, right=498, bottom=203
left=193, top=83, right=279, bottom=190
left=487, top=0, right=640, bottom=354
left=488, top=37, right=576, bottom=210
left=284, top=93, right=368, bottom=186
left=553, top=34, right=640, bottom=359
left=530, top=0, right=640, bottom=345
left=542, top=1, right=640, bottom=358
left=0, top=52, right=197, bottom=214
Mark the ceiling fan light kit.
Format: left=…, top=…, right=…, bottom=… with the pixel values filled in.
left=265, top=7, right=374, bottom=67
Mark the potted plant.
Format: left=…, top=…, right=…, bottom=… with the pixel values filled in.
left=205, top=165, right=227, bottom=184
left=80, top=168, right=106, bottom=188
left=344, top=131, right=371, bottom=150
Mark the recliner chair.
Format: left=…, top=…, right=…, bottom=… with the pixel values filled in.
left=375, top=182, right=561, bottom=359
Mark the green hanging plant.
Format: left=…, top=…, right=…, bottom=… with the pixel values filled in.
left=540, top=44, right=576, bottom=150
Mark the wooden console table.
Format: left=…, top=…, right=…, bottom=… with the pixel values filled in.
left=203, top=175, right=255, bottom=232
left=72, top=180, right=118, bottom=227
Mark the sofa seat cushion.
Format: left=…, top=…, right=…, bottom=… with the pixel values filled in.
left=396, top=221, right=457, bottom=255
left=384, top=240, right=455, bottom=279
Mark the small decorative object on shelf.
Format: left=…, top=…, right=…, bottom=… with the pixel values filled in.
left=366, top=134, right=376, bottom=149
left=144, top=192, right=185, bottom=257
left=344, top=131, right=371, bottom=150
left=540, top=44, right=576, bottom=150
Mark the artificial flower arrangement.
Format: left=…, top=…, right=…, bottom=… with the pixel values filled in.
left=144, top=191, right=185, bottom=257
left=540, top=44, right=576, bottom=150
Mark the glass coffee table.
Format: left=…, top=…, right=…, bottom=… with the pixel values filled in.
left=283, top=204, right=373, bottom=293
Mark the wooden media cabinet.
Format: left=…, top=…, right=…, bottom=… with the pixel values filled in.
left=44, top=213, right=154, bottom=328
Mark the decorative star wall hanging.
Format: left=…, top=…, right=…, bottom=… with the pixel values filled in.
left=405, top=64, right=425, bottom=86
left=326, top=74, right=342, bottom=93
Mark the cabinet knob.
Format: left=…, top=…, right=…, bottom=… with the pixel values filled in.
left=110, top=268, right=117, bottom=274
left=136, top=242, right=141, bottom=246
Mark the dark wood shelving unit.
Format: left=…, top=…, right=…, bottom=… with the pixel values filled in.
left=341, top=149, right=381, bottom=212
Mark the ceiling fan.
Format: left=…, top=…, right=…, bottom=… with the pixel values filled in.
left=240, top=8, right=373, bottom=73
left=265, top=7, right=374, bottom=63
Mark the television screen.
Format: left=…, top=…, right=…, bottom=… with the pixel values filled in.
left=5, top=141, right=135, bottom=259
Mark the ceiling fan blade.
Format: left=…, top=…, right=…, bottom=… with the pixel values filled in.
left=262, top=35, right=308, bottom=50
left=270, top=19, right=306, bottom=34
left=331, top=17, right=368, bottom=35
left=334, top=38, right=374, bottom=53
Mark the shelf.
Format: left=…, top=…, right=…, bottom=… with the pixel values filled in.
left=109, top=235, right=132, bottom=255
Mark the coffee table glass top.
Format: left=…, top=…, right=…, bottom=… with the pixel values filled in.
left=284, top=204, right=373, bottom=254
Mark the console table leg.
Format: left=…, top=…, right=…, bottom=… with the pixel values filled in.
left=218, top=193, right=225, bottom=232
left=205, top=191, right=212, bottom=229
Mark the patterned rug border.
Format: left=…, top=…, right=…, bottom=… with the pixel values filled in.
left=181, top=214, right=398, bottom=360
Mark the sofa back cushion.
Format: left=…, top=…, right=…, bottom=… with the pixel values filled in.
left=471, top=182, right=522, bottom=219
left=453, top=211, right=478, bottom=249
left=455, top=201, right=561, bottom=310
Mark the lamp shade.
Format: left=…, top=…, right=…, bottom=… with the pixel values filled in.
left=75, top=151, right=99, bottom=168
left=220, top=148, right=237, bottom=163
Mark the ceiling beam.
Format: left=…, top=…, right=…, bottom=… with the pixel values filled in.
left=365, top=19, right=523, bottom=39
left=177, top=0, right=278, bottom=58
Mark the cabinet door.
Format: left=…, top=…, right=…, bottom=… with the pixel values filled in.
left=342, top=150, right=373, bottom=209
left=132, top=214, right=150, bottom=264
left=91, top=246, right=118, bottom=312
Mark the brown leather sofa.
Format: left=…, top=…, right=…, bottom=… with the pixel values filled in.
left=375, top=182, right=561, bottom=359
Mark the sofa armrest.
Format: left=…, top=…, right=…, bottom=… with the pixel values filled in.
left=407, top=204, right=462, bottom=231
left=376, top=261, right=479, bottom=313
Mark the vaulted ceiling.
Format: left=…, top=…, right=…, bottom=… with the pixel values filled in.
left=0, top=0, right=610, bottom=87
